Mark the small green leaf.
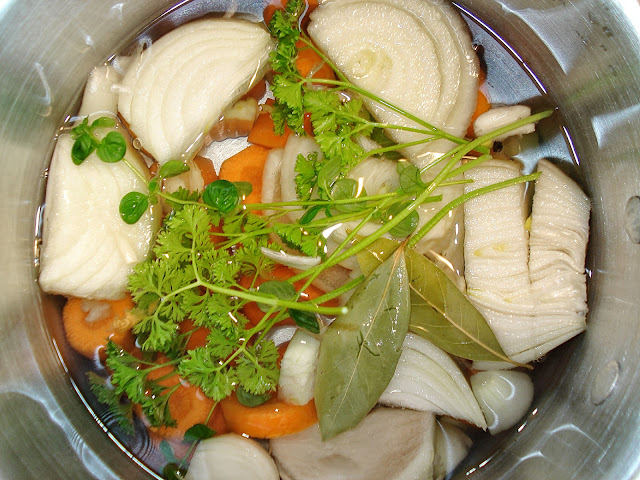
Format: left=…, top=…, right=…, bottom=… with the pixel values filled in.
left=91, top=117, right=116, bottom=129
left=70, top=117, right=90, bottom=139
left=71, top=134, right=96, bottom=165
left=257, top=280, right=297, bottom=312
left=384, top=202, right=419, bottom=238
left=96, top=131, right=127, bottom=163
left=158, top=160, right=190, bottom=179
left=300, top=205, right=323, bottom=225
left=148, top=177, right=160, bottom=195
left=317, top=156, right=342, bottom=196
left=371, top=127, right=401, bottom=160
left=289, top=309, right=320, bottom=334
left=397, top=161, right=426, bottom=194
left=159, top=440, right=180, bottom=464
left=331, top=178, right=367, bottom=213
left=183, top=423, right=216, bottom=443
left=236, top=386, right=272, bottom=407
left=233, top=181, right=253, bottom=201
left=120, top=191, right=149, bottom=224
left=315, top=247, right=410, bottom=440
left=202, top=180, right=239, bottom=214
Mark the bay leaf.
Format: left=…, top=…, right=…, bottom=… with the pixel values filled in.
left=405, top=249, right=516, bottom=364
left=315, top=247, right=410, bottom=440
left=358, top=239, right=517, bottom=365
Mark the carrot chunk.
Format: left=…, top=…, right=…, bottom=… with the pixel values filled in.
left=295, top=39, right=335, bottom=81
left=62, top=296, right=135, bottom=359
left=218, top=144, right=270, bottom=205
left=145, top=360, right=228, bottom=440
left=247, top=99, right=293, bottom=149
left=220, top=392, right=317, bottom=438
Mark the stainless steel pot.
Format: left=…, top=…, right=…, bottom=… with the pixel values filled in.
left=1, top=0, right=639, bottom=479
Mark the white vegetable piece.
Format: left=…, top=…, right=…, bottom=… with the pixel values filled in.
left=78, top=65, right=122, bottom=118
left=470, top=370, right=534, bottom=435
left=379, top=333, right=487, bottom=429
left=309, top=0, right=479, bottom=162
left=185, top=434, right=279, bottom=480
left=278, top=329, right=321, bottom=405
left=473, top=105, right=536, bottom=141
left=433, top=419, right=473, bottom=480
left=118, top=18, right=274, bottom=165
left=39, top=128, right=159, bottom=300
left=464, top=159, right=590, bottom=367
left=40, top=63, right=160, bottom=300
left=279, top=135, right=323, bottom=220
left=260, top=247, right=321, bottom=271
left=271, top=408, right=436, bottom=480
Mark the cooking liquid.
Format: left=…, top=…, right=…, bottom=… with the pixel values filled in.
left=40, top=1, right=583, bottom=478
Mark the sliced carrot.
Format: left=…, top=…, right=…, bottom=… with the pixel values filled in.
left=145, top=360, right=228, bottom=439
left=192, top=155, right=218, bottom=186
left=295, top=39, right=335, bottom=81
left=466, top=90, right=491, bottom=138
left=179, top=319, right=211, bottom=350
left=247, top=99, right=293, bottom=149
left=220, top=392, right=317, bottom=438
left=240, top=265, right=338, bottom=328
left=63, top=296, right=136, bottom=359
left=219, top=144, right=270, bottom=205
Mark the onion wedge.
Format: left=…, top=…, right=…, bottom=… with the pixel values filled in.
left=308, top=0, right=478, bottom=162
left=118, top=18, right=273, bottom=165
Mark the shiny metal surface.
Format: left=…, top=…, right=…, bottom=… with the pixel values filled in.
left=1, top=0, right=639, bottom=479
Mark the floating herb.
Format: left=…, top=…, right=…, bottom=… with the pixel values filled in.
left=315, top=247, right=410, bottom=440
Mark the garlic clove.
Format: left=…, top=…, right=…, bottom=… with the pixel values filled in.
left=470, top=370, right=534, bottom=435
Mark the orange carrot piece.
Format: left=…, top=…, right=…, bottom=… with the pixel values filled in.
left=466, top=90, right=491, bottom=138
left=295, top=39, right=335, bottom=81
left=192, top=155, right=218, bottom=186
left=179, top=319, right=211, bottom=350
left=220, top=393, right=317, bottom=438
left=63, top=296, right=135, bottom=359
left=145, top=360, right=228, bottom=439
left=219, top=144, right=270, bottom=205
left=247, top=99, right=293, bottom=149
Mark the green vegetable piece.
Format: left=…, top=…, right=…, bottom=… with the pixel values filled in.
left=257, top=280, right=297, bottom=313
left=202, top=180, right=240, bottom=214
left=91, top=117, right=116, bottom=129
left=370, top=127, right=401, bottom=160
left=158, top=160, right=190, bottom=179
left=96, top=131, right=127, bottom=163
left=148, top=177, right=160, bottom=195
left=183, top=423, right=216, bottom=443
left=331, top=178, right=367, bottom=213
left=120, top=191, right=149, bottom=224
left=289, top=309, right=320, bottom=334
left=397, top=161, right=426, bottom=194
left=317, top=156, right=342, bottom=197
left=315, top=247, right=410, bottom=440
left=233, top=181, right=253, bottom=200
left=236, top=386, right=272, bottom=407
left=300, top=205, right=323, bottom=225
left=405, top=248, right=518, bottom=364
left=385, top=202, right=419, bottom=238
left=71, top=134, right=96, bottom=165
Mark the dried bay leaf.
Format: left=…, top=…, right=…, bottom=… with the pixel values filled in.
left=315, top=247, right=410, bottom=440
left=358, top=239, right=519, bottom=365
